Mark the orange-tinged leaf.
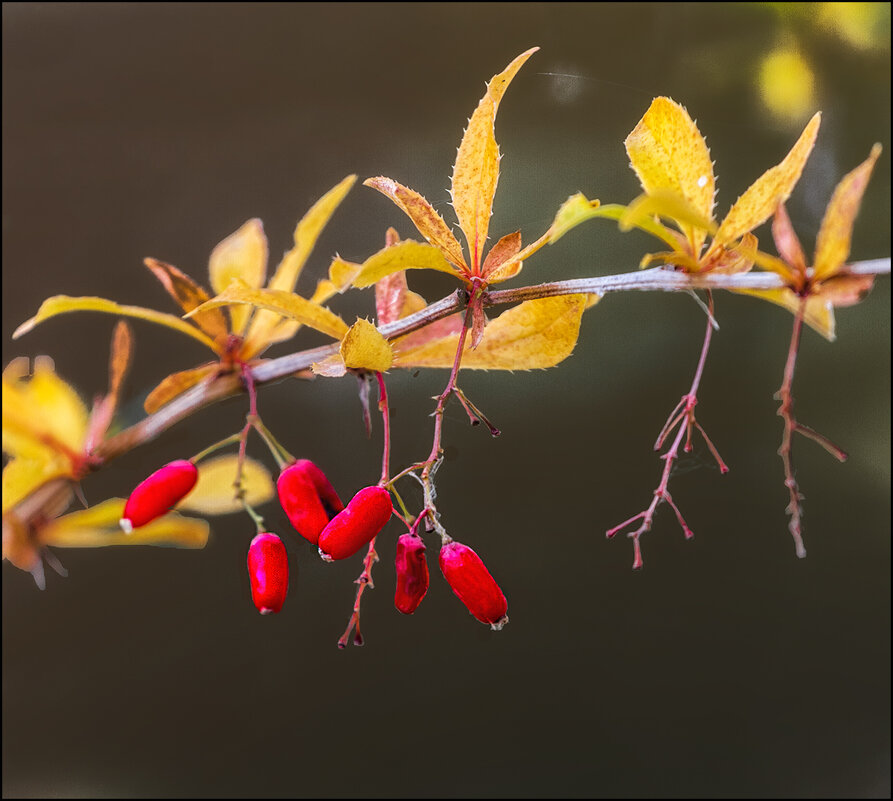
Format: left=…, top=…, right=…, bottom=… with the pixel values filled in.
left=771, top=203, right=807, bottom=279
left=818, top=272, right=875, bottom=308
left=177, top=455, right=274, bottom=515
left=737, top=287, right=836, bottom=340
left=340, top=318, right=394, bottom=372
left=714, top=112, right=820, bottom=247
left=481, top=231, right=522, bottom=280
left=144, top=363, right=220, bottom=414
left=352, top=239, right=458, bottom=288
left=42, top=498, right=209, bottom=549
left=451, top=47, right=538, bottom=270
left=363, top=177, right=467, bottom=270
left=244, top=175, right=356, bottom=352
left=813, top=143, right=882, bottom=281
left=13, top=295, right=219, bottom=352
left=187, top=281, right=349, bottom=341
left=394, top=294, right=593, bottom=369
left=209, top=218, right=269, bottom=335
left=376, top=270, right=410, bottom=326
left=144, top=258, right=230, bottom=342
left=624, top=97, right=716, bottom=256
left=705, top=232, right=758, bottom=274
left=85, top=321, right=134, bottom=450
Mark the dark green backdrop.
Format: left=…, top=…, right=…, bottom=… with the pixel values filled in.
left=3, top=3, right=890, bottom=797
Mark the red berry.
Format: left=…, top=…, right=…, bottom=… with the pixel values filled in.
left=394, top=532, right=429, bottom=615
left=439, top=541, right=508, bottom=629
left=247, top=532, right=289, bottom=614
left=317, top=486, right=393, bottom=561
left=120, top=459, right=198, bottom=531
left=277, top=460, right=344, bottom=545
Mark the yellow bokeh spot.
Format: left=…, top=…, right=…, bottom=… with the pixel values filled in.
left=818, top=3, right=888, bottom=50
left=759, top=49, right=815, bottom=124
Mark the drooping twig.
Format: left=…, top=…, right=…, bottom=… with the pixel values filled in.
left=606, top=291, right=727, bottom=568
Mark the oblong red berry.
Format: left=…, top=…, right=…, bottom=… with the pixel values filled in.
left=247, top=532, right=288, bottom=614
left=394, top=532, right=429, bottom=615
left=317, top=486, right=393, bottom=561
left=439, top=541, right=508, bottom=629
left=120, top=459, right=198, bottom=531
left=277, top=460, right=344, bottom=545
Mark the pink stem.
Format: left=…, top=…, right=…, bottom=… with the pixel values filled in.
left=376, top=371, right=391, bottom=486
left=337, top=537, right=379, bottom=649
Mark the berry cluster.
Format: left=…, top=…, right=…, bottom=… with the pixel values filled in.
left=120, top=457, right=508, bottom=632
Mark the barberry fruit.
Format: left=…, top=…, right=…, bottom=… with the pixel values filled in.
left=317, top=486, right=393, bottom=561
left=394, top=532, right=429, bottom=614
left=247, top=532, right=289, bottom=614
left=277, top=460, right=344, bottom=545
left=120, top=459, right=198, bottom=532
left=439, top=541, right=508, bottom=629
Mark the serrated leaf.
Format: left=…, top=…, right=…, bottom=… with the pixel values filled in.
left=311, top=257, right=364, bottom=305
left=770, top=204, right=807, bottom=279
left=177, top=455, right=274, bottom=516
left=624, top=97, right=716, bottom=256
left=364, top=177, right=467, bottom=270
left=42, top=498, right=209, bottom=548
left=209, top=218, right=269, bottom=335
left=352, top=239, right=458, bottom=288
left=13, top=295, right=219, bottom=352
left=144, top=363, right=220, bottom=414
left=813, top=144, right=882, bottom=281
left=311, top=353, right=348, bottom=377
left=144, top=257, right=230, bottom=343
left=187, top=281, right=349, bottom=341
left=451, top=47, right=538, bottom=270
left=714, top=113, right=820, bottom=247
left=394, top=294, right=593, bottom=369
left=243, top=175, right=356, bottom=354
left=340, top=318, right=394, bottom=372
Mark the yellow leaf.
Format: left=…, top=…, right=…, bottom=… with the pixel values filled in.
left=13, top=295, right=219, bottom=352
left=363, top=177, right=467, bottom=270
left=714, top=112, right=820, bottom=247
left=144, top=363, right=220, bottom=414
left=144, top=258, right=230, bottom=343
left=624, top=97, right=716, bottom=256
left=176, top=455, right=274, bottom=516
left=340, top=318, right=394, bottom=372
left=583, top=203, right=684, bottom=252
left=813, top=144, right=882, bottom=281
left=352, top=240, right=458, bottom=288
left=2, top=356, right=88, bottom=464
left=208, top=218, right=269, bottom=335
left=311, top=257, right=364, bottom=305
left=451, top=47, right=538, bottom=270
left=42, top=498, right=209, bottom=548
left=548, top=193, right=603, bottom=244
left=187, top=281, right=349, bottom=341
left=394, top=294, right=593, bottom=369
left=2, top=458, right=70, bottom=514
left=620, top=190, right=717, bottom=239
left=737, top=288, right=836, bottom=340
left=244, top=175, right=356, bottom=353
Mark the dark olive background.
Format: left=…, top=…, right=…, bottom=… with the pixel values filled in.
left=2, top=4, right=890, bottom=798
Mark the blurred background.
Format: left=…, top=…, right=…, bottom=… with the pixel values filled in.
left=3, top=3, right=889, bottom=797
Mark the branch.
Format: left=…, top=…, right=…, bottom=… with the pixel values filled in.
left=86, top=256, right=889, bottom=466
